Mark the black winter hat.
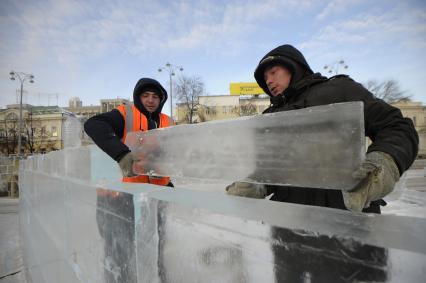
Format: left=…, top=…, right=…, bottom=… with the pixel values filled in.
left=254, top=44, right=313, bottom=96
left=139, top=85, right=165, bottom=102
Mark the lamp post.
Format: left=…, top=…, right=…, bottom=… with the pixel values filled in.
left=158, top=62, right=183, bottom=120
left=323, top=60, right=348, bottom=75
left=9, top=71, right=34, bottom=157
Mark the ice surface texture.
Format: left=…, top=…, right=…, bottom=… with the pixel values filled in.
left=18, top=146, right=426, bottom=282
left=126, top=102, right=365, bottom=191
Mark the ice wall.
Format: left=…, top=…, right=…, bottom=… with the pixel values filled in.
left=19, top=145, right=426, bottom=282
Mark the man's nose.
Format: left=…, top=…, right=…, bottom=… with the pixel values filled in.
left=265, top=75, right=273, bottom=87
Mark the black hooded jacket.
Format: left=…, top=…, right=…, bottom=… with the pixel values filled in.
left=254, top=45, right=419, bottom=212
left=84, top=78, right=168, bottom=162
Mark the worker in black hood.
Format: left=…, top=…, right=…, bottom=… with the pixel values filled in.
left=227, top=44, right=418, bottom=213
left=84, top=77, right=174, bottom=186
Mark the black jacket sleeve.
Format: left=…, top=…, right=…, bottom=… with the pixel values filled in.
left=339, top=78, right=419, bottom=174
left=84, top=109, right=130, bottom=162
left=364, top=97, right=418, bottom=174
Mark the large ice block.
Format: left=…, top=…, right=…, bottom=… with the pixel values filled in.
left=126, top=102, right=365, bottom=191
left=19, top=147, right=426, bottom=283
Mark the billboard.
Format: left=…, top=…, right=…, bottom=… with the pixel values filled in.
left=230, top=82, right=264, bottom=96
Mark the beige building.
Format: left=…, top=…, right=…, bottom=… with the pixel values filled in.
left=64, top=105, right=101, bottom=120
left=64, top=97, right=101, bottom=120
left=391, top=100, right=426, bottom=157
left=0, top=97, right=134, bottom=155
left=0, top=104, right=74, bottom=155
left=63, top=97, right=131, bottom=120
left=101, top=98, right=131, bottom=113
left=176, top=95, right=270, bottom=123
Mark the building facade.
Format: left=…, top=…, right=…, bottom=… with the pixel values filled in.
left=63, top=97, right=131, bottom=120
left=0, top=104, right=74, bottom=155
left=175, top=95, right=270, bottom=124
left=391, top=100, right=426, bottom=157
left=100, top=98, right=131, bottom=113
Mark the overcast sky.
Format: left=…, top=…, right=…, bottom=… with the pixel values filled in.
left=1, top=0, right=425, bottom=115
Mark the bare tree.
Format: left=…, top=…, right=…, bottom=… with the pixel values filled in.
left=1, top=115, right=18, bottom=155
left=239, top=102, right=257, bottom=116
left=364, top=79, right=411, bottom=103
left=24, top=109, right=35, bottom=154
left=35, top=126, right=58, bottom=153
left=197, top=108, right=207, bottom=122
left=175, top=75, right=204, bottom=124
left=25, top=127, right=35, bottom=153
left=1, top=112, right=35, bottom=155
left=0, top=120, right=10, bottom=154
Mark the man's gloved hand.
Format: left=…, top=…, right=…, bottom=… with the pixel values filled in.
left=226, top=181, right=268, bottom=199
left=343, top=151, right=400, bottom=212
left=118, top=152, right=138, bottom=177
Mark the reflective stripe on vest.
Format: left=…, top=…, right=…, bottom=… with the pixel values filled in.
left=116, top=104, right=172, bottom=185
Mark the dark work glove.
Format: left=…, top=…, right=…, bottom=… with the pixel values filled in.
left=118, top=152, right=138, bottom=177
left=226, top=181, right=268, bottom=199
left=343, top=151, right=400, bottom=212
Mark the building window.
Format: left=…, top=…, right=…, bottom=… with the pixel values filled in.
left=413, top=116, right=416, bottom=126
left=41, top=126, right=46, bottom=136
left=205, top=106, right=217, bottom=115
left=6, top=112, right=18, bottom=121
left=51, top=126, right=58, bottom=137
left=222, top=106, right=234, bottom=114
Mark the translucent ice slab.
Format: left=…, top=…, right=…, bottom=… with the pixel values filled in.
left=63, top=115, right=82, bottom=148
left=126, top=102, right=365, bottom=191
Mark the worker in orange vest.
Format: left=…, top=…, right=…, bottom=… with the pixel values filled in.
left=84, top=78, right=174, bottom=187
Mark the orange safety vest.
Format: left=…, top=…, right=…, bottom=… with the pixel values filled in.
left=116, top=104, right=173, bottom=186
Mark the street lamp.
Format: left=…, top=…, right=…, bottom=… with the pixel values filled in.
left=323, top=60, right=348, bottom=75
left=158, top=62, right=183, bottom=119
left=9, top=71, right=35, bottom=157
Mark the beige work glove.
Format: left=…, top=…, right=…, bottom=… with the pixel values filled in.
left=226, top=181, right=268, bottom=199
left=118, top=152, right=138, bottom=177
left=343, top=151, right=400, bottom=212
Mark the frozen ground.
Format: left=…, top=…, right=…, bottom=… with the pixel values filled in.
left=382, top=162, right=426, bottom=218
left=0, top=198, right=25, bottom=283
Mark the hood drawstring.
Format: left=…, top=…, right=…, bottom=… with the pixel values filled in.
left=270, top=94, right=286, bottom=108
left=146, top=113, right=158, bottom=130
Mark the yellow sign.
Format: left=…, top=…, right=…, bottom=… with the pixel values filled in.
left=230, top=82, right=264, bottom=95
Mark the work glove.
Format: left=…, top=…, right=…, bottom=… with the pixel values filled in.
left=343, top=151, right=400, bottom=212
left=118, top=152, right=138, bottom=177
left=226, top=181, right=268, bottom=199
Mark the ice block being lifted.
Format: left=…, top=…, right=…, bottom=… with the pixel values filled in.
left=126, top=102, right=365, bottom=191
